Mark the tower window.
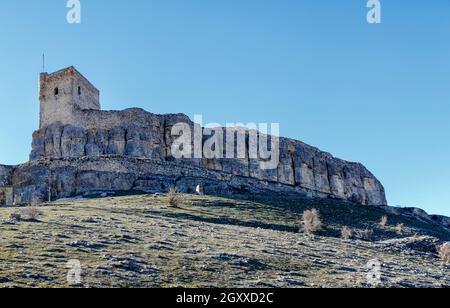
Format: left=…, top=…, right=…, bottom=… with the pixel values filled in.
left=78, top=86, right=81, bottom=95
left=54, top=88, right=59, bottom=95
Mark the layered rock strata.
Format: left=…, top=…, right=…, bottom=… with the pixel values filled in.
left=9, top=108, right=388, bottom=205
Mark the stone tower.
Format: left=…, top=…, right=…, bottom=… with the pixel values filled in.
left=39, top=66, right=100, bottom=128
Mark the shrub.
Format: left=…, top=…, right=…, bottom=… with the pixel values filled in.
left=356, top=229, right=374, bottom=241
left=167, top=186, right=181, bottom=207
left=437, top=243, right=450, bottom=263
left=379, top=216, right=388, bottom=227
left=19, top=208, right=43, bottom=222
left=395, top=223, right=405, bottom=235
left=10, top=213, right=21, bottom=221
left=299, top=209, right=322, bottom=235
left=341, top=226, right=353, bottom=240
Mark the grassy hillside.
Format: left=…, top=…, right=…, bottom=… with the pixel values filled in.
left=0, top=193, right=448, bottom=288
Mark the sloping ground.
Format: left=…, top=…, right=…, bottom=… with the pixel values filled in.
left=0, top=193, right=448, bottom=288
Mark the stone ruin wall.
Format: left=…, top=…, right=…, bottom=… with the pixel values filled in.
left=27, top=108, right=387, bottom=206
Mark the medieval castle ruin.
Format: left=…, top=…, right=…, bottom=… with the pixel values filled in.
left=0, top=67, right=387, bottom=206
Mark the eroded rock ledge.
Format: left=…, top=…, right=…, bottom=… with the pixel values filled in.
left=20, top=109, right=387, bottom=206
left=2, top=156, right=375, bottom=206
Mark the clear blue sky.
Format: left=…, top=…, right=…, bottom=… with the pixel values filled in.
left=0, top=0, right=449, bottom=215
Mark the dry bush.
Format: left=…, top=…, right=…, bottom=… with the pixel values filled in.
left=299, top=209, right=323, bottom=235
left=437, top=242, right=450, bottom=263
left=379, top=216, right=388, bottom=227
left=9, top=213, right=21, bottom=221
left=395, top=223, right=405, bottom=234
left=19, top=207, right=43, bottom=222
left=167, top=187, right=182, bottom=207
left=356, top=229, right=374, bottom=241
left=341, top=226, right=353, bottom=240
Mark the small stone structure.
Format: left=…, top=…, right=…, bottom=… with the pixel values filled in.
left=0, top=66, right=387, bottom=206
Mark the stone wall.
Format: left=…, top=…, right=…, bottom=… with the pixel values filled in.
left=71, top=70, right=100, bottom=111
left=28, top=108, right=387, bottom=206
left=39, top=72, right=75, bottom=129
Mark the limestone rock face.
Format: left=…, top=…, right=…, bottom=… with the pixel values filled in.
left=8, top=157, right=322, bottom=204
left=27, top=108, right=387, bottom=206
left=0, top=165, right=13, bottom=186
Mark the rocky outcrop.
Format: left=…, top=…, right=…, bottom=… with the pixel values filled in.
left=0, top=165, right=13, bottom=186
left=8, top=157, right=340, bottom=205
left=27, top=109, right=387, bottom=206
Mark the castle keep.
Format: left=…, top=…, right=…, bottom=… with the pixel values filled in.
left=0, top=67, right=387, bottom=206
left=39, top=67, right=100, bottom=129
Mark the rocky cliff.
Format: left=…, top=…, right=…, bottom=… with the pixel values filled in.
left=0, top=165, right=12, bottom=186
left=11, top=108, right=387, bottom=206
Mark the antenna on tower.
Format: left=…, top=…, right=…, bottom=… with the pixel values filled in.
left=42, top=54, right=45, bottom=72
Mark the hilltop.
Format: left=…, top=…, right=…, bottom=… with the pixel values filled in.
left=0, top=193, right=448, bottom=288
left=0, top=66, right=386, bottom=207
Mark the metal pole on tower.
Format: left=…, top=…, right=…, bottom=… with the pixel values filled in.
left=42, top=54, right=45, bottom=72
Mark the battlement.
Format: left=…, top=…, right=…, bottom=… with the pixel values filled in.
left=39, top=66, right=100, bottom=128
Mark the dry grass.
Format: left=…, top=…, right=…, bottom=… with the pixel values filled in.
left=379, top=216, right=388, bottom=227
left=299, top=209, right=322, bottom=235
left=167, top=187, right=182, bottom=207
left=437, top=242, right=450, bottom=263
left=340, top=226, right=353, bottom=240
left=0, top=194, right=449, bottom=288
